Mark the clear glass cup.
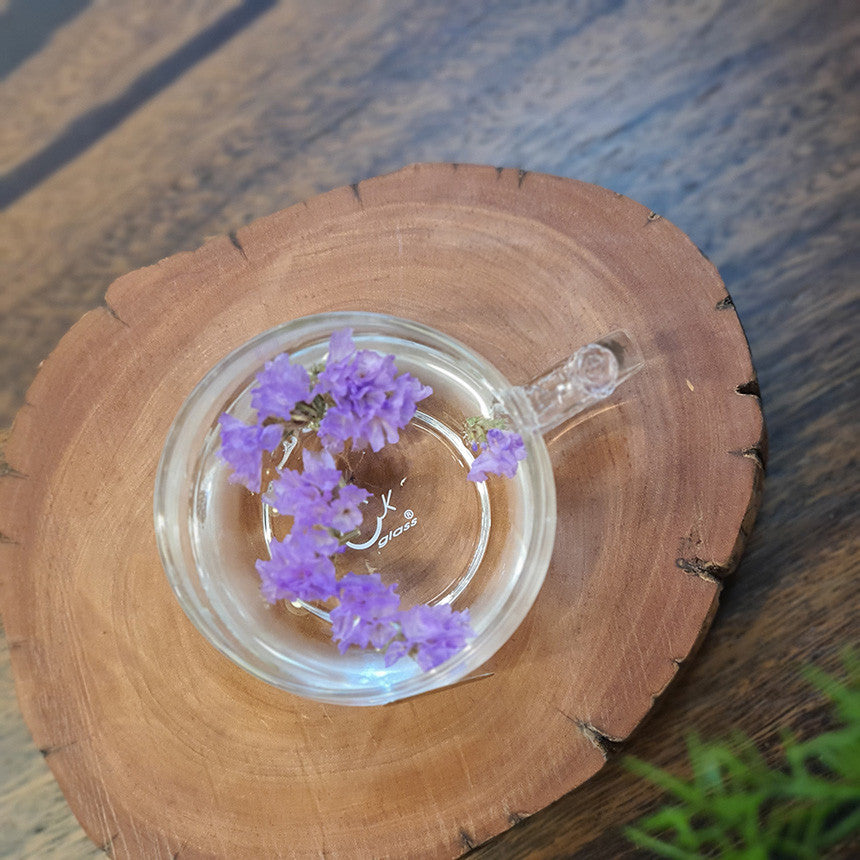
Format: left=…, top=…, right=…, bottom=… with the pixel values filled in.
left=154, top=312, right=640, bottom=705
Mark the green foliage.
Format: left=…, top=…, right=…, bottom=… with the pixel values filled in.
left=624, top=650, right=860, bottom=859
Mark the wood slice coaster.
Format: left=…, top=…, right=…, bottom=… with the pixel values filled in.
left=0, top=164, right=764, bottom=858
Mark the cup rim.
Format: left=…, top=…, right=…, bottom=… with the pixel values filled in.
left=154, top=311, right=557, bottom=705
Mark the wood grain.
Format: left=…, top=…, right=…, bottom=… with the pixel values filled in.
left=0, top=164, right=762, bottom=857
left=0, top=0, right=857, bottom=857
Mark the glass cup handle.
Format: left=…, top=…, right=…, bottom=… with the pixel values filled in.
left=504, top=331, right=643, bottom=435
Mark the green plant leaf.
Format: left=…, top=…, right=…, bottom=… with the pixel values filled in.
left=623, top=649, right=860, bottom=857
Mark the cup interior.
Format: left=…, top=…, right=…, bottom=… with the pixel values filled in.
left=154, top=312, right=556, bottom=704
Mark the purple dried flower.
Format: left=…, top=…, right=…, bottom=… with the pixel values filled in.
left=330, top=572, right=401, bottom=653
left=264, top=448, right=369, bottom=533
left=374, top=372, right=434, bottom=448
left=264, top=465, right=330, bottom=527
left=250, top=354, right=311, bottom=422
left=386, top=603, right=474, bottom=671
left=264, top=452, right=329, bottom=524
left=216, top=327, right=479, bottom=670
left=327, top=483, right=371, bottom=533
left=218, top=414, right=284, bottom=492
left=325, top=327, right=356, bottom=364
left=381, top=638, right=409, bottom=667
left=296, top=448, right=343, bottom=495
left=467, top=427, right=527, bottom=482
left=256, top=526, right=340, bottom=604
left=315, top=329, right=432, bottom=453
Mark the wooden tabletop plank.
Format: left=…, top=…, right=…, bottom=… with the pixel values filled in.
left=3, top=1, right=855, bottom=423
left=0, top=1, right=244, bottom=172
left=1, top=0, right=857, bottom=856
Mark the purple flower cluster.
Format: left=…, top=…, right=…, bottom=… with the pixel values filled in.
left=330, top=573, right=474, bottom=671
left=256, top=526, right=340, bottom=604
left=217, top=326, right=483, bottom=670
left=265, top=448, right=370, bottom=532
left=315, top=329, right=432, bottom=453
left=250, top=354, right=312, bottom=422
left=218, top=329, right=431, bottom=491
left=259, top=525, right=474, bottom=671
left=218, top=414, right=284, bottom=492
left=218, top=350, right=314, bottom=492
left=383, top=603, right=475, bottom=671
left=257, top=448, right=371, bottom=604
left=330, top=573, right=401, bottom=651
left=467, top=427, right=527, bottom=482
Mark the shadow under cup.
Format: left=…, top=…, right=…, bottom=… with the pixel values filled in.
left=154, top=313, right=556, bottom=705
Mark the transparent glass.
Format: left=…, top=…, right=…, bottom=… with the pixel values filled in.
left=154, top=312, right=640, bottom=705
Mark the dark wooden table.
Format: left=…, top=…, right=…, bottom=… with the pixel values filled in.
left=0, top=1, right=857, bottom=857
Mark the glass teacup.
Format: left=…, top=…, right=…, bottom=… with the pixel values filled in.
left=154, top=312, right=640, bottom=705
